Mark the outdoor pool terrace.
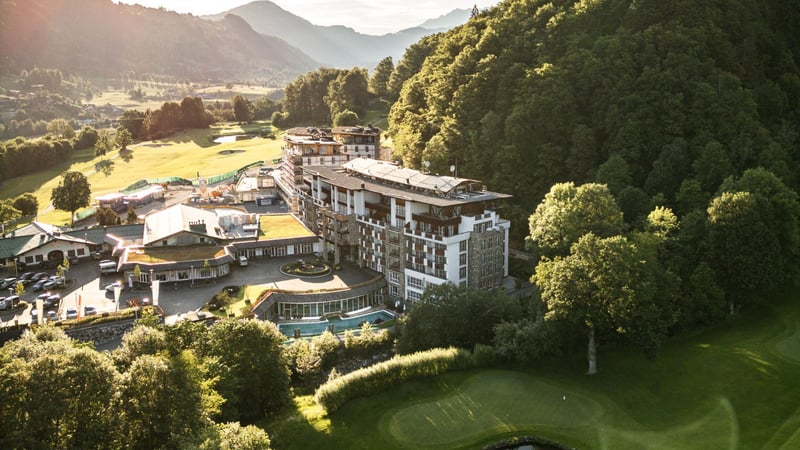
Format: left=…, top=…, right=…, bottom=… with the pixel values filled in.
left=278, top=309, right=396, bottom=337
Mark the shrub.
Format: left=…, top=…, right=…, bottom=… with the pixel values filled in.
left=314, top=347, right=475, bottom=413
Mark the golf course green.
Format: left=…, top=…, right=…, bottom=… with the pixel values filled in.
left=265, top=291, right=800, bottom=449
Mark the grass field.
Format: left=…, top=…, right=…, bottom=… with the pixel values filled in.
left=97, top=84, right=279, bottom=111
left=263, top=290, right=800, bottom=449
left=0, top=122, right=282, bottom=225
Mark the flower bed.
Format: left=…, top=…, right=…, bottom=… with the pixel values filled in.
left=280, top=259, right=331, bottom=277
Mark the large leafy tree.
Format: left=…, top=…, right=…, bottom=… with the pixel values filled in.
left=0, top=327, right=121, bottom=448
left=527, top=182, right=624, bottom=259
left=50, top=171, right=90, bottom=227
left=397, top=283, right=522, bottom=355
left=232, top=95, right=253, bottom=123
left=534, top=233, right=671, bottom=374
left=12, top=193, right=38, bottom=216
left=326, top=67, right=369, bottom=118
left=93, top=129, right=113, bottom=157
left=706, top=191, right=782, bottom=313
left=369, top=56, right=394, bottom=99
left=198, top=319, right=290, bottom=421
left=115, top=127, right=132, bottom=151
left=117, top=354, right=208, bottom=449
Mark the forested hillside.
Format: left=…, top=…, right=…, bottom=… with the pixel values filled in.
left=0, top=0, right=318, bottom=83
left=389, top=0, right=800, bottom=235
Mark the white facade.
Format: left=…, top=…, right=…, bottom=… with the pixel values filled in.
left=301, top=159, right=511, bottom=302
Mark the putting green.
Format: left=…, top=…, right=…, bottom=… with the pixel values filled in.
left=385, top=370, right=601, bottom=448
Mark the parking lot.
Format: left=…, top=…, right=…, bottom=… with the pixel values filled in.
left=0, top=255, right=373, bottom=329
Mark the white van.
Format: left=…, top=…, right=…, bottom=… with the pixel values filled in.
left=238, top=255, right=248, bottom=267
left=99, top=261, right=117, bottom=274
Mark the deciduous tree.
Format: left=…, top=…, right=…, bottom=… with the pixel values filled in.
left=534, top=233, right=671, bottom=374
left=527, top=182, right=623, bottom=259
left=51, top=171, right=90, bottom=227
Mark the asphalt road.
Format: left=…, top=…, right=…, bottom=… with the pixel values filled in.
left=1, top=254, right=365, bottom=329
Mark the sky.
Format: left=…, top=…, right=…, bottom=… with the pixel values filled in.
left=114, top=0, right=500, bottom=35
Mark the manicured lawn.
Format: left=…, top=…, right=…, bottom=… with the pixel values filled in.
left=2, top=123, right=282, bottom=225
left=263, top=292, right=800, bottom=449
left=258, top=214, right=315, bottom=240
left=126, top=246, right=228, bottom=263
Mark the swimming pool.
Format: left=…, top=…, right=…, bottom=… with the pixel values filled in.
left=278, top=310, right=396, bottom=337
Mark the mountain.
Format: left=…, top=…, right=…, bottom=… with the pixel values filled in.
left=205, top=1, right=463, bottom=69
left=417, top=8, right=473, bottom=30
left=0, top=0, right=318, bottom=84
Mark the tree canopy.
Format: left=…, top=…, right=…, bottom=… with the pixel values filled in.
left=50, top=170, right=90, bottom=227
left=387, top=0, right=800, bottom=240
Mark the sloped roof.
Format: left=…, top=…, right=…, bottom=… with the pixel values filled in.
left=143, top=204, right=222, bottom=245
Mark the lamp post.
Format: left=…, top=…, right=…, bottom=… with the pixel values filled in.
left=14, top=258, right=18, bottom=277
left=190, top=265, right=194, bottom=287
left=113, top=285, right=122, bottom=312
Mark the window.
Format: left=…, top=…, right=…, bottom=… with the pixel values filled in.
left=459, top=240, right=467, bottom=252
left=460, top=267, right=467, bottom=279
left=77, top=248, right=85, bottom=256
left=407, top=276, right=424, bottom=290
left=67, top=250, right=76, bottom=257
left=35, top=255, right=43, bottom=262
left=459, top=253, right=467, bottom=266
left=390, top=285, right=400, bottom=297
left=389, top=271, right=400, bottom=284
left=396, top=205, right=405, bottom=218
left=25, top=256, right=34, bottom=263
left=407, top=290, right=421, bottom=302
left=199, top=237, right=205, bottom=243
left=162, top=240, right=168, bottom=246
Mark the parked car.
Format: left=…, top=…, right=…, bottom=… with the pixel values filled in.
left=84, top=305, right=97, bottom=316
left=5, top=295, right=20, bottom=307
left=68, top=255, right=79, bottom=265
left=42, top=276, right=65, bottom=291
left=104, top=281, right=124, bottom=293
left=30, top=308, right=39, bottom=323
left=0, top=298, right=8, bottom=310
left=32, top=280, right=47, bottom=292
left=46, top=310, right=58, bottom=322
left=0, top=277, right=17, bottom=289
left=31, top=272, right=48, bottom=282
left=43, top=294, right=61, bottom=308
left=19, top=272, right=35, bottom=282
left=65, top=307, right=78, bottom=320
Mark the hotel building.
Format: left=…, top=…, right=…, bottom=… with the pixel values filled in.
left=299, top=158, right=511, bottom=302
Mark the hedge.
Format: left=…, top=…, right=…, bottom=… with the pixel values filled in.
left=314, top=347, right=475, bottom=413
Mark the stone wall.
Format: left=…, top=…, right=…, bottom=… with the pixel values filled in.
left=64, top=319, right=136, bottom=345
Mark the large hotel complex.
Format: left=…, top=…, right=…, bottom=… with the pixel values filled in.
left=275, top=126, right=512, bottom=303
left=296, top=158, right=512, bottom=302
left=0, top=126, right=513, bottom=319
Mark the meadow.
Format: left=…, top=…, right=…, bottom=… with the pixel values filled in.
left=0, top=122, right=282, bottom=225
left=264, top=291, right=800, bottom=449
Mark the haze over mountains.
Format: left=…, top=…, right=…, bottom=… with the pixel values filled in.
left=205, top=1, right=472, bottom=68
left=0, top=0, right=472, bottom=83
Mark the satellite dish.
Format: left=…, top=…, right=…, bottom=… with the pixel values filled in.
left=450, top=165, right=456, bottom=174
